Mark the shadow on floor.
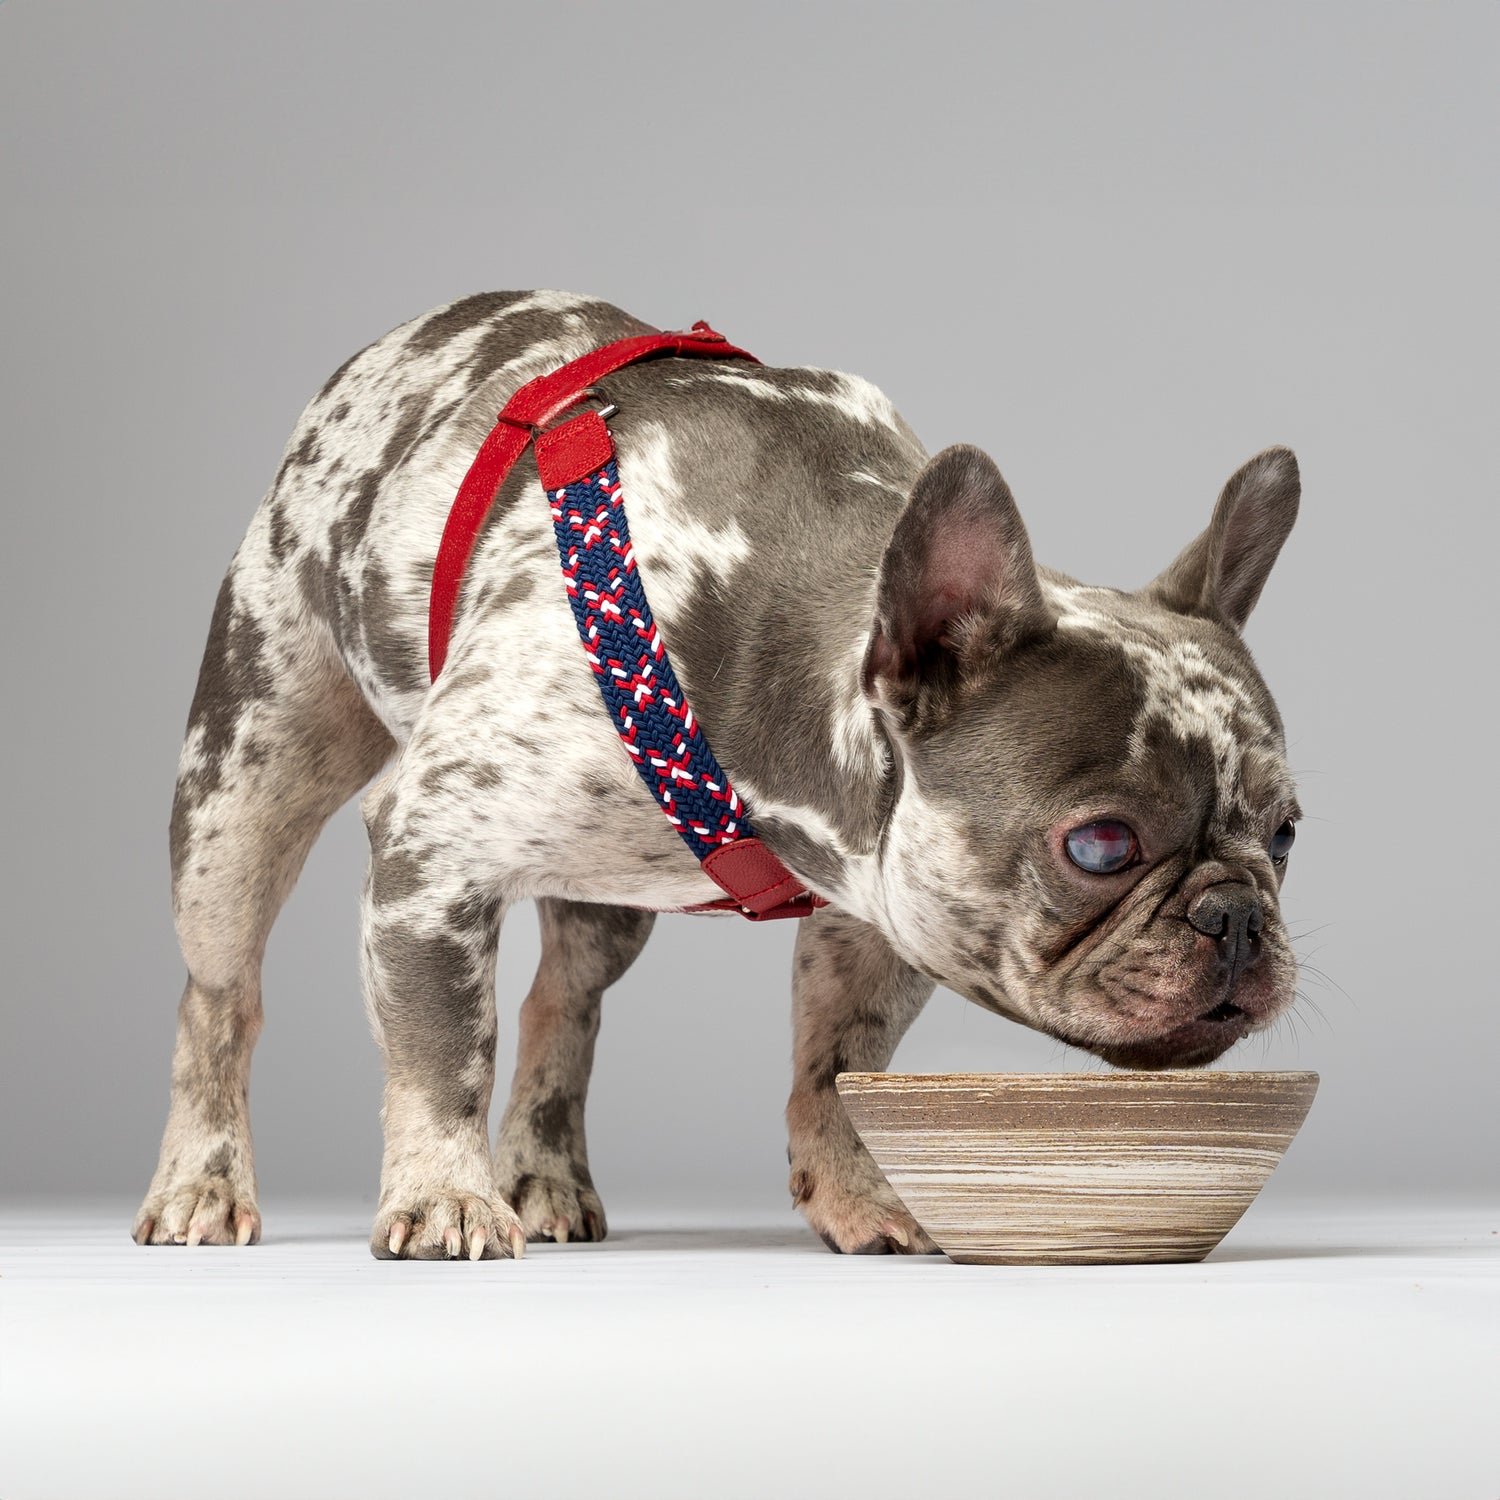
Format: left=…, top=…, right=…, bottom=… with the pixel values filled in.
left=255, top=1223, right=821, bottom=1254
left=1208, top=1241, right=1490, bottom=1263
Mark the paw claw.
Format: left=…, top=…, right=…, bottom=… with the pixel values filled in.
left=133, top=1177, right=258, bottom=1248
left=509, top=1226, right=527, bottom=1260
left=792, top=1159, right=937, bottom=1256
left=499, top=1170, right=605, bottom=1244
left=372, top=1192, right=523, bottom=1262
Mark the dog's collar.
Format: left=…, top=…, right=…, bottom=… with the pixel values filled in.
left=429, top=323, right=828, bottom=922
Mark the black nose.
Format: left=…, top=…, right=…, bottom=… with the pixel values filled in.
left=1187, top=883, right=1264, bottom=973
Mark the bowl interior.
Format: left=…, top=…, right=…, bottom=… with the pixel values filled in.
left=835, top=1070, right=1319, bottom=1265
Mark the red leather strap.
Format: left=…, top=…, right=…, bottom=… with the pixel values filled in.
left=428, top=322, right=757, bottom=680
left=501, top=325, right=758, bottom=431
left=428, top=419, right=534, bottom=678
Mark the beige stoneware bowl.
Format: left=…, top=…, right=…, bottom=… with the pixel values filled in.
left=835, top=1070, right=1319, bottom=1265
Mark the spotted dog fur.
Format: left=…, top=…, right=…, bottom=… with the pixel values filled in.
left=133, top=290, right=1303, bottom=1258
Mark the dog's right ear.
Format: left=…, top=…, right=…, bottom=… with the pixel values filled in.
left=861, top=444, right=1055, bottom=732
left=1146, top=447, right=1300, bottom=631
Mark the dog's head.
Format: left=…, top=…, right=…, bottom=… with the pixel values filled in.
left=863, top=443, right=1301, bottom=1068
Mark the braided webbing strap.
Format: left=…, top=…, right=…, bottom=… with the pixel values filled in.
left=549, top=454, right=754, bottom=855
left=429, top=323, right=828, bottom=921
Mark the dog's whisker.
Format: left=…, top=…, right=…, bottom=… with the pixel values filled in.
left=1286, top=921, right=1335, bottom=941
left=1292, top=990, right=1332, bottom=1034
left=1295, top=963, right=1356, bottom=1011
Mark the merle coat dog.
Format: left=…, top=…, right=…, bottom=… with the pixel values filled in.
left=133, top=291, right=1301, bottom=1259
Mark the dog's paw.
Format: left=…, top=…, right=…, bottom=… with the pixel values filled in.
left=371, top=1192, right=526, bottom=1262
left=133, top=1178, right=260, bottom=1247
left=791, top=1168, right=939, bottom=1256
left=499, top=1171, right=607, bottom=1244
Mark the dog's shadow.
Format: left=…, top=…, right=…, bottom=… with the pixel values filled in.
left=261, top=1221, right=818, bottom=1254
left=262, top=1219, right=1492, bottom=1263
left=586, top=1226, right=810, bottom=1254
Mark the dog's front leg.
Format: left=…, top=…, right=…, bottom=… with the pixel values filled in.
left=493, top=897, right=656, bottom=1244
left=786, top=905, right=940, bottom=1254
left=361, top=774, right=525, bottom=1262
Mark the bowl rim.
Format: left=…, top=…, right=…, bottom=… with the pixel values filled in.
left=835, top=1069, right=1319, bottom=1089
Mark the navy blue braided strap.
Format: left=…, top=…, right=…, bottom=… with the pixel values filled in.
left=549, top=456, right=753, bottom=859
left=491, top=340, right=828, bottom=921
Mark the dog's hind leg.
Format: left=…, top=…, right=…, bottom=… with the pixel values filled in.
left=492, top=898, right=656, bottom=1243
left=133, top=559, right=394, bottom=1246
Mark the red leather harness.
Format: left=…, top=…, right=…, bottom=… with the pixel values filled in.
left=428, top=322, right=829, bottom=922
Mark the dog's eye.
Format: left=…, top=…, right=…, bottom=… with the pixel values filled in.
left=1269, top=820, right=1296, bottom=865
left=1064, top=820, right=1139, bottom=875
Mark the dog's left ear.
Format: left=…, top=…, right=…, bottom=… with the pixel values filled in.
left=862, top=444, right=1054, bottom=730
left=1146, top=447, right=1300, bottom=630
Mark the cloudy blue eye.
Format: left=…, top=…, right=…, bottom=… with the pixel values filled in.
left=1065, top=820, right=1139, bottom=875
left=1269, top=820, right=1296, bottom=864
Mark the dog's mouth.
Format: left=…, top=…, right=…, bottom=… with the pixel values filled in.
left=1084, top=1001, right=1253, bottom=1070
left=1199, top=999, right=1247, bottom=1024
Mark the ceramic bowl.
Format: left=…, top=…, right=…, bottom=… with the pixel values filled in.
left=835, top=1070, right=1319, bottom=1265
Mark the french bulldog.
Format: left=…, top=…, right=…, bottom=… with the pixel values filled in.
left=132, top=290, right=1302, bottom=1260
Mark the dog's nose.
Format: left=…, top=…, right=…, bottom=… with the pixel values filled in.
left=1187, top=883, right=1264, bottom=973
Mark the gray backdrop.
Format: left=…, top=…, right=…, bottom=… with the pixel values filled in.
left=2, top=0, right=1494, bottom=1208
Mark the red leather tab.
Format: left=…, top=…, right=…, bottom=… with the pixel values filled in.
left=623, top=891, right=827, bottom=920
left=651, top=887, right=830, bottom=920
left=701, top=837, right=812, bottom=915
left=732, top=890, right=830, bottom=920
left=536, top=411, right=614, bottom=490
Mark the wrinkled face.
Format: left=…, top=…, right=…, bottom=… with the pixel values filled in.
left=876, top=585, right=1300, bottom=1069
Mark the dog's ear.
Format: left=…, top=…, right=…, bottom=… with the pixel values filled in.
left=862, top=444, right=1054, bottom=729
left=1147, top=447, right=1300, bottom=631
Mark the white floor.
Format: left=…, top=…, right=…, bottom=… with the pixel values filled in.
left=1, top=1196, right=1496, bottom=1500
